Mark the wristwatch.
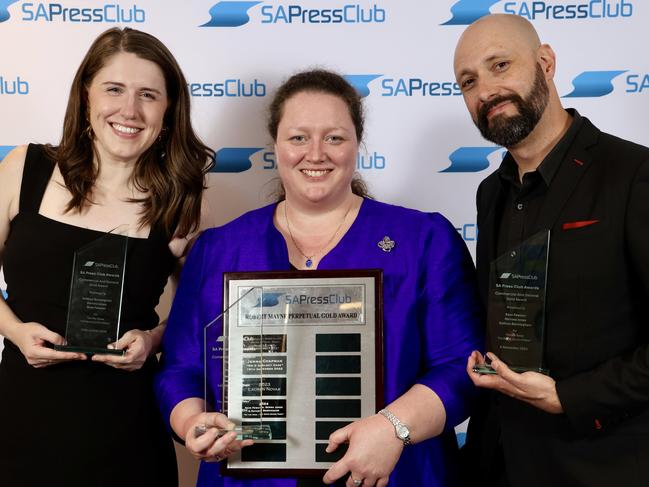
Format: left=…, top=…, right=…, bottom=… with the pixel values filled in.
left=379, top=408, right=411, bottom=446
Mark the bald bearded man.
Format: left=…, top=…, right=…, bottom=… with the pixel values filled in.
left=454, top=14, right=649, bottom=487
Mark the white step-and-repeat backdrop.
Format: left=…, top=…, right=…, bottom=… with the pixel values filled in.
left=1, top=0, right=647, bottom=483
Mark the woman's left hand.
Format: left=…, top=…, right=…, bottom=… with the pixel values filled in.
left=91, top=329, right=154, bottom=371
left=322, top=413, right=403, bottom=487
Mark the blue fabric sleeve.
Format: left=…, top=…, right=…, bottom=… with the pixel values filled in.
left=416, top=213, right=484, bottom=430
left=154, top=231, right=212, bottom=427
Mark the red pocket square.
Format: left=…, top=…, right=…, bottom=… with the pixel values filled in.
left=562, top=219, right=600, bottom=230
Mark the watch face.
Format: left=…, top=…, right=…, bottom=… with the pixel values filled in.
left=396, top=424, right=409, bottom=439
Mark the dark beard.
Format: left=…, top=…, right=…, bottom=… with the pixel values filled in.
left=476, top=63, right=549, bottom=147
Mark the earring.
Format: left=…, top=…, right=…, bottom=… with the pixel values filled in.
left=158, top=127, right=168, bottom=160
left=157, top=126, right=168, bottom=144
left=84, top=108, right=94, bottom=140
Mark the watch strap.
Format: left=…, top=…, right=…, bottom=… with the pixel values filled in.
left=379, top=408, right=411, bottom=446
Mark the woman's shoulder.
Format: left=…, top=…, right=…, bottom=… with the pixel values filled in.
left=363, top=198, right=456, bottom=234
left=0, top=145, right=29, bottom=218
left=1, top=144, right=55, bottom=181
left=364, top=200, right=470, bottom=267
left=198, top=203, right=276, bottom=244
left=0, top=144, right=28, bottom=174
left=6, top=143, right=54, bottom=163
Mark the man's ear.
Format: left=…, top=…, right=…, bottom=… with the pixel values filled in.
left=537, top=43, right=557, bottom=80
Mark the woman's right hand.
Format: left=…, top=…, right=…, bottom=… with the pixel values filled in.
left=9, top=322, right=86, bottom=367
left=184, top=412, right=254, bottom=462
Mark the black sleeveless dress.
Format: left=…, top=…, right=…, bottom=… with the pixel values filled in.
left=0, top=144, right=178, bottom=486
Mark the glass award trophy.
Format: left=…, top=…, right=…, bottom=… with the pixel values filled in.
left=54, top=228, right=130, bottom=356
left=197, top=286, right=273, bottom=443
left=474, top=230, right=550, bottom=375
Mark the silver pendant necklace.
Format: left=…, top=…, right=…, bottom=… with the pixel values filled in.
left=284, top=200, right=353, bottom=268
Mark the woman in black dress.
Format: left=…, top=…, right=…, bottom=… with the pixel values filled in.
left=0, top=27, right=212, bottom=486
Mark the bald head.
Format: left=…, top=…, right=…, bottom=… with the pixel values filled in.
left=454, top=14, right=541, bottom=74
left=452, top=14, right=565, bottom=150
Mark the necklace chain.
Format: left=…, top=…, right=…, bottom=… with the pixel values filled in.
left=284, top=201, right=353, bottom=268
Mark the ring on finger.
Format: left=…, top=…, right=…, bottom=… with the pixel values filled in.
left=215, top=449, right=231, bottom=462
left=351, top=476, right=363, bottom=486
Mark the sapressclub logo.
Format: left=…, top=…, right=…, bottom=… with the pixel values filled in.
left=0, top=1, right=145, bottom=24
left=344, top=74, right=461, bottom=98
left=189, top=78, right=266, bottom=97
left=563, top=70, right=627, bottom=97
left=343, top=75, right=383, bottom=98
left=440, top=146, right=505, bottom=173
left=208, top=147, right=386, bottom=173
left=562, top=69, right=649, bottom=97
left=0, top=1, right=20, bottom=22
left=201, top=1, right=260, bottom=27
left=442, top=0, right=634, bottom=25
left=200, top=1, right=386, bottom=27
left=0, top=75, right=28, bottom=95
left=500, top=273, right=539, bottom=280
left=210, top=147, right=263, bottom=173
left=443, top=0, right=500, bottom=25
left=83, top=261, right=119, bottom=270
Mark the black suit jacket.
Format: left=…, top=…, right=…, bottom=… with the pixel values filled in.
left=467, top=116, right=649, bottom=487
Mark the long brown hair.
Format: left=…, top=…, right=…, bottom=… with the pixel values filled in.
left=44, top=27, right=213, bottom=237
left=267, top=69, right=371, bottom=200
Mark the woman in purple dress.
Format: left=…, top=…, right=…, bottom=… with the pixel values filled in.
left=156, top=70, right=482, bottom=487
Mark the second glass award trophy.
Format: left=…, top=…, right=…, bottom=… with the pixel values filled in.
left=55, top=229, right=129, bottom=356
left=199, top=287, right=273, bottom=443
left=474, top=230, right=550, bottom=374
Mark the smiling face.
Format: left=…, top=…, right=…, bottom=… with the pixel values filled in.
left=454, top=15, right=551, bottom=147
left=274, top=91, right=358, bottom=206
left=86, top=51, right=168, bottom=165
left=474, top=62, right=549, bottom=147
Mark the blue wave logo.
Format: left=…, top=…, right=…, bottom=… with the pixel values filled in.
left=563, top=70, right=627, bottom=97
left=343, top=74, right=383, bottom=98
left=252, top=292, right=282, bottom=308
left=201, top=1, right=262, bottom=27
left=0, top=145, right=16, bottom=161
left=210, top=147, right=262, bottom=173
left=439, top=146, right=503, bottom=173
left=0, top=0, right=19, bottom=22
left=442, top=0, right=500, bottom=25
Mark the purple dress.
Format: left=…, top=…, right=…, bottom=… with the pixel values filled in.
left=155, top=198, right=482, bottom=486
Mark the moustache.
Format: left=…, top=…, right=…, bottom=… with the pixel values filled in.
left=478, top=95, right=523, bottom=122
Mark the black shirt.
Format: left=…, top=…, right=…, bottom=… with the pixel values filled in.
left=496, top=109, right=584, bottom=258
